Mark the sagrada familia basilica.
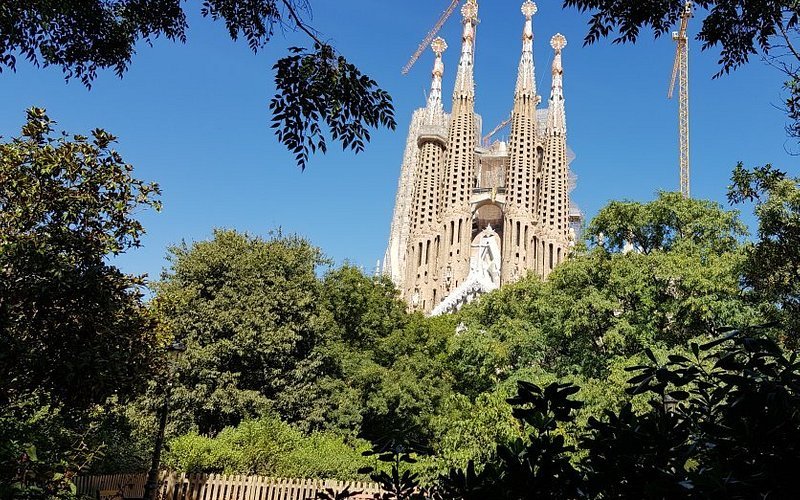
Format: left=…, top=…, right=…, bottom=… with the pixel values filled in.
left=383, top=0, right=582, bottom=315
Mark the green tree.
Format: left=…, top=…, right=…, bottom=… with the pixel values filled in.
left=0, top=107, right=160, bottom=412
left=0, top=1, right=396, bottom=169
left=588, top=192, right=746, bottom=254
left=457, top=192, right=759, bottom=377
left=152, top=229, right=332, bottom=434
left=729, top=164, right=800, bottom=343
left=0, top=107, right=160, bottom=495
left=321, top=265, right=407, bottom=350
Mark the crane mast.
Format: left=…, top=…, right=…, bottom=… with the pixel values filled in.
left=402, top=0, right=461, bottom=75
left=668, top=0, right=693, bottom=198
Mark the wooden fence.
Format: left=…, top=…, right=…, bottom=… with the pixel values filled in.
left=75, top=472, right=381, bottom=500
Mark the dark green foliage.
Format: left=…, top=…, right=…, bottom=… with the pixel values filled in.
left=563, top=0, right=790, bottom=75
left=0, top=108, right=160, bottom=497
left=579, top=325, right=800, bottom=497
left=492, top=382, right=584, bottom=499
left=426, top=381, right=585, bottom=499
left=359, top=439, right=428, bottom=500
left=271, top=44, right=396, bottom=170
left=0, top=2, right=395, bottom=169
left=437, top=327, right=800, bottom=498
left=729, top=164, right=800, bottom=343
left=0, top=108, right=160, bottom=411
left=153, top=229, right=329, bottom=434
left=315, top=485, right=364, bottom=500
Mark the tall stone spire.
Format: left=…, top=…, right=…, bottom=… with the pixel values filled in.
left=514, top=1, right=538, bottom=98
left=539, top=33, right=570, bottom=277
left=547, top=33, right=567, bottom=135
left=453, top=0, right=479, bottom=100
left=502, top=1, right=542, bottom=283
left=405, top=38, right=451, bottom=311
left=438, top=0, right=480, bottom=302
left=426, top=37, right=447, bottom=117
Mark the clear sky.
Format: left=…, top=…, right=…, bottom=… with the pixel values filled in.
left=0, top=0, right=794, bottom=282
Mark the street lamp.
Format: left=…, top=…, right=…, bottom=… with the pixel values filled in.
left=143, top=341, right=186, bottom=500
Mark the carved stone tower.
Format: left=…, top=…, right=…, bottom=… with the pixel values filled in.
left=384, top=1, right=580, bottom=314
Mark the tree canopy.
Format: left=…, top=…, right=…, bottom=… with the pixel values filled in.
left=0, top=108, right=161, bottom=497
left=0, top=107, right=160, bottom=412
left=0, top=1, right=396, bottom=169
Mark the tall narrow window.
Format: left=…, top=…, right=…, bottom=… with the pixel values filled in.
left=425, top=240, right=431, bottom=265
left=418, top=242, right=423, bottom=267
left=457, top=219, right=462, bottom=243
left=557, top=247, right=562, bottom=264
left=549, top=243, right=554, bottom=270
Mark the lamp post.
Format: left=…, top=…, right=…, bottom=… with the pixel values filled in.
left=143, top=341, right=186, bottom=500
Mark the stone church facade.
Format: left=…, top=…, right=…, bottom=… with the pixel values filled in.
left=383, top=0, right=581, bottom=315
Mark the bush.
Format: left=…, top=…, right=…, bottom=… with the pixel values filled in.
left=164, top=415, right=373, bottom=480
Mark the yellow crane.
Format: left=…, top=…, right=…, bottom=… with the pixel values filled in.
left=402, top=0, right=461, bottom=75
left=668, top=0, right=693, bottom=198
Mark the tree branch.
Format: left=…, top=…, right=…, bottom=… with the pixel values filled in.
left=280, top=0, right=324, bottom=47
left=778, top=20, right=800, bottom=65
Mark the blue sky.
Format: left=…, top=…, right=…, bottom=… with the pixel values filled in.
left=0, top=0, right=794, bottom=282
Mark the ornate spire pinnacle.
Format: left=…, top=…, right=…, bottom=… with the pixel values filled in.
left=426, top=37, right=447, bottom=113
left=515, top=1, right=538, bottom=98
left=453, top=0, right=479, bottom=98
left=548, top=33, right=567, bottom=134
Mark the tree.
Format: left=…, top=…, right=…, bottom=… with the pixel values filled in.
left=0, top=107, right=160, bottom=495
left=588, top=191, right=746, bottom=255
left=0, top=1, right=396, bottom=169
left=0, top=107, right=160, bottom=412
left=151, top=229, right=330, bottom=434
left=455, top=193, right=759, bottom=378
left=729, top=164, right=800, bottom=343
left=434, top=326, right=800, bottom=499
left=563, top=0, right=800, bottom=138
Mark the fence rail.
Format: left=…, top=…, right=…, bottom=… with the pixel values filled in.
left=75, top=472, right=381, bottom=500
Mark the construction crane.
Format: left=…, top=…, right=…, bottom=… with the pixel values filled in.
left=482, top=114, right=512, bottom=146
left=668, top=0, right=693, bottom=198
left=402, top=0, right=461, bottom=75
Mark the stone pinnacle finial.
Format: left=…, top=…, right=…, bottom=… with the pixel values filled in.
left=427, top=38, right=446, bottom=112
left=521, top=1, right=538, bottom=19
left=461, top=0, right=478, bottom=22
left=431, top=37, right=448, bottom=57
left=551, top=33, right=567, bottom=52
